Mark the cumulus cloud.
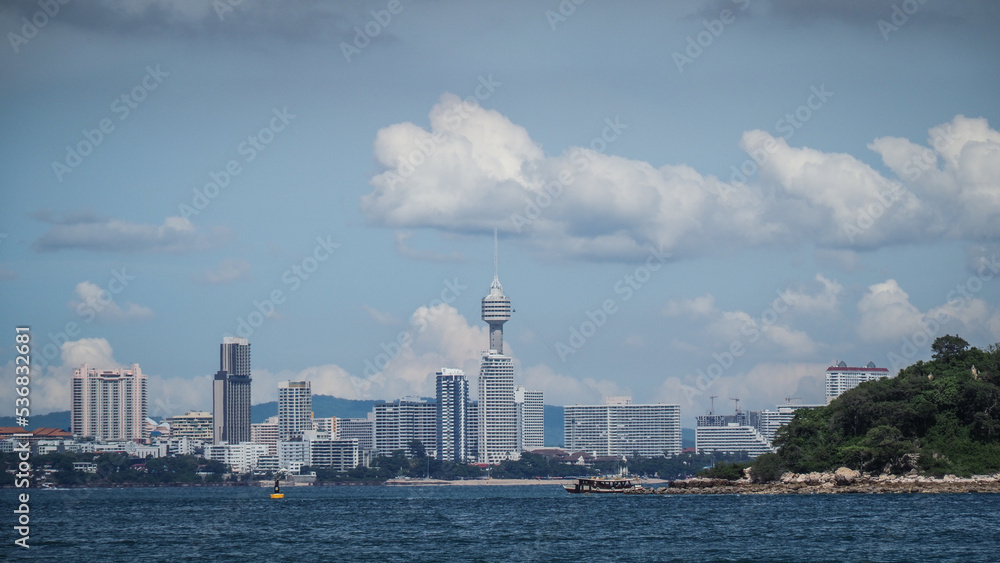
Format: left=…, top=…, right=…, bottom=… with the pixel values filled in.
left=662, top=289, right=820, bottom=356
left=363, top=99, right=1000, bottom=261
left=0, top=338, right=123, bottom=417
left=194, top=258, right=252, bottom=285
left=68, top=281, right=154, bottom=322
left=33, top=214, right=227, bottom=254
left=857, top=277, right=1000, bottom=344
left=0, top=0, right=366, bottom=42
left=658, top=361, right=829, bottom=424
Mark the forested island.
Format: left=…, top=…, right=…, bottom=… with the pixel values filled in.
left=694, top=335, right=1000, bottom=491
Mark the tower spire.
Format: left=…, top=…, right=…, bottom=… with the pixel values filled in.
left=482, top=229, right=511, bottom=354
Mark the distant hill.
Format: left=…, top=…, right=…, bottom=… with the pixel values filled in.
left=0, top=410, right=71, bottom=431
left=252, top=395, right=376, bottom=422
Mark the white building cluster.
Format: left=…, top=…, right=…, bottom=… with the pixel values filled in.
left=564, top=397, right=681, bottom=458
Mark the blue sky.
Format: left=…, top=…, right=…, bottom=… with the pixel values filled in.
left=2, top=0, right=999, bottom=426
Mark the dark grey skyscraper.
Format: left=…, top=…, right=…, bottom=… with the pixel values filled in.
left=213, top=337, right=252, bottom=444
left=436, top=368, right=468, bottom=462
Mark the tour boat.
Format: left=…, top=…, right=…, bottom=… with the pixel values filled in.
left=563, top=477, right=643, bottom=494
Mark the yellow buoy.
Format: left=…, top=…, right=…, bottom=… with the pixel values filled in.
left=271, top=475, right=284, bottom=498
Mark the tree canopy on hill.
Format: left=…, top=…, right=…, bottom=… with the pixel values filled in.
left=751, top=335, right=1000, bottom=481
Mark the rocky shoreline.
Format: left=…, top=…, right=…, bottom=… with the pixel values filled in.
left=638, top=468, right=1000, bottom=494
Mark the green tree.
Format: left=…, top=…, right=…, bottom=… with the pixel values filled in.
left=932, top=334, right=969, bottom=362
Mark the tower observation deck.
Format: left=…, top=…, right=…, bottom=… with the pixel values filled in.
left=481, top=229, right=511, bottom=354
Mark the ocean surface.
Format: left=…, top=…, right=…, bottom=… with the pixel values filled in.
left=4, top=485, right=999, bottom=561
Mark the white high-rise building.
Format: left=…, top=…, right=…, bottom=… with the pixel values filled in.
left=166, top=411, right=213, bottom=441
left=478, top=352, right=517, bottom=464
left=436, top=368, right=468, bottom=462
left=310, top=439, right=360, bottom=472
left=338, top=415, right=374, bottom=453
left=71, top=363, right=148, bottom=442
left=825, top=361, right=890, bottom=403
left=251, top=416, right=279, bottom=455
left=278, top=380, right=312, bottom=441
left=564, top=397, right=681, bottom=458
left=757, top=404, right=822, bottom=445
left=373, top=397, right=438, bottom=458
left=515, top=386, right=544, bottom=451
left=477, top=231, right=519, bottom=464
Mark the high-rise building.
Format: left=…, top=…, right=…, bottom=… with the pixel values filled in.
left=338, top=415, right=374, bottom=453
left=465, top=400, right=479, bottom=461
left=313, top=417, right=337, bottom=437
left=166, top=411, right=214, bottom=441
left=515, top=386, right=544, bottom=451
left=825, top=361, right=890, bottom=403
left=477, top=232, right=519, bottom=464
left=251, top=416, right=279, bottom=455
left=436, top=368, right=468, bottom=462
left=71, top=363, right=148, bottom=442
left=213, top=337, right=252, bottom=444
left=695, top=410, right=772, bottom=458
left=373, top=397, right=438, bottom=458
left=757, top=404, right=822, bottom=445
left=478, top=351, right=517, bottom=464
left=564, top=397, right=682, bottom=458
left=310, top=438, right=360, bottom=472
left=278, top=380, right=312, bottom=441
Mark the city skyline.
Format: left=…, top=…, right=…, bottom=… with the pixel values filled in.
left=2, top=2, right=1000, bottom=429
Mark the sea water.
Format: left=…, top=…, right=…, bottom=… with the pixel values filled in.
left=4, top=485, right=998, bottom=561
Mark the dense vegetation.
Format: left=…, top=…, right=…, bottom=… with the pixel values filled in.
left=0, top=452, right=230, bottom=486
left=747, top=335, right=1000, bottom=481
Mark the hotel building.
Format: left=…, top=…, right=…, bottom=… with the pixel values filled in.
left=564, top=397, right=681, bottom=458
left=71, top=363, right=148, bottom=442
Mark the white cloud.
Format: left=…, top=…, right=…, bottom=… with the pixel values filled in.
left=68, top=281, right=154, bottom=322
left=856, top=279, right=927, bottom=342
left=195, top=258, right=251, bottom=285
left=363, top=100, right=1000, bottom=261
left=857, top=277, right=1000, bottom=344
left=658, top=361, right=829, bottom=424
left=34, top=215, right=227, bottom=254
left=663, top=291, right=820, bottom=356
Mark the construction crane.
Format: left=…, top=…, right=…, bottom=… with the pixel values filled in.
left=784, top=396, right=801, bottom=405
left=730, top=397, right=740, bottom=413
left=709, top=395, right=718, bottom=415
